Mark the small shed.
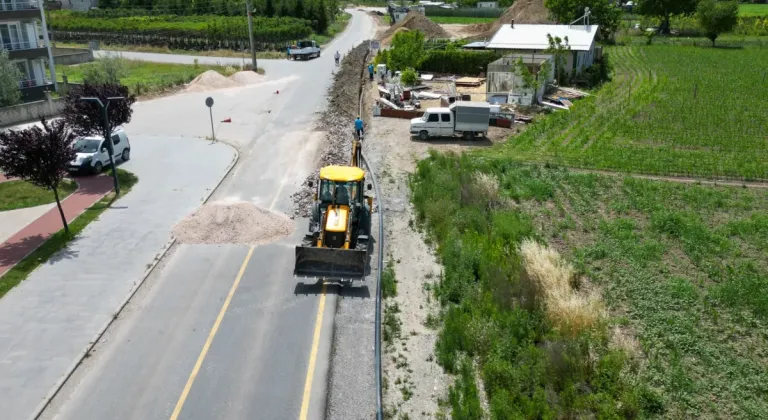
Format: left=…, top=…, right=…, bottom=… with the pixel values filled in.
left=477, top=1, right=498, bottom=8
left=486, top=54, right=555, bottom=106
left=486, top=23, right=599, bottom=75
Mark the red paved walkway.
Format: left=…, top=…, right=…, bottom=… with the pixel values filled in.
left=0, top=176, right=114, bottom=278
left=0, top=173, right=12, bottom=183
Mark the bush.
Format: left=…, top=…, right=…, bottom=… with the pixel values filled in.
left=82, top=53, right=127, bottom=84
left=418, top=50, right=499, bottom=75
left=400, top=68, right=418, bottom=86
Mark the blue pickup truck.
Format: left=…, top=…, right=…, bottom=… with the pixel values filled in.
left=288, top=40, right=321, bottom=61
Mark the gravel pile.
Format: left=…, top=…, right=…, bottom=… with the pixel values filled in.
left=382, top=11, right=449, bottom=40
left=228, top=71, right=266, bottom=85
left=185, top=70, right=239, bottom=92
left=172, top=201, right=295, bottom=244
left=290, top=42, right=372, bottom=218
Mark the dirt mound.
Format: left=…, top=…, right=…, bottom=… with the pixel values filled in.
left=382, top=27, right=411, bottom=46
left=290, top=42, right=372, bottom=218
left=383, top=11, right=449, bottom=40
left=228, top=71, right=265, bottom=86
left=172, top=201, right=294, bottom=245
left=185, top=70, right=238, bottom=92
left=471, top=0, right=552, bottom=40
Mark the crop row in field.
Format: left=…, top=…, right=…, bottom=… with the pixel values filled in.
left=497, top=45, right=768, bottom=180
left=49, top=10, right=313, bottom=44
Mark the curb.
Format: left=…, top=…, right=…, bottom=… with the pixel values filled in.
left=28, top=141, right=240, bottom=420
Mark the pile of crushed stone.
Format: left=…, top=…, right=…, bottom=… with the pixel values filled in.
left=172, top=201, right=294, bottom=245
left=382, top=11, right=449, bottom=40
left=229, top=70, right=266, bottom=86
left=470, top=0, right=552, bottom=40
left=185, top=70, right=266, bottom=92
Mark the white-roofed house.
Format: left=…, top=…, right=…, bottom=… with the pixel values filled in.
left=486, top=22, right=600, bottom=75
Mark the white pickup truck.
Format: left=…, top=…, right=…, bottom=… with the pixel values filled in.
left=410, top=102, right=491, bottom=141
left=289, top=40, right=321, bottom=60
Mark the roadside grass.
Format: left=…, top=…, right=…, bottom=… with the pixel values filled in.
left=0, top=179, right=77, bottom=211
left=496, top=44, right=768, bottom=180
left=429, top=16, right=496, bottom=24
left=54, top=42, right=284, bottom=60
left=312, top=12, right=352, bottom=45
left=0, top=169, right=138, bottom=299
left=740, top=4, right=768, bottom=16
left=56, top=59, right=240, bottom=96
left=411, top=152, right=768, bottom=418
left=382, top=258, right=397, bottom=299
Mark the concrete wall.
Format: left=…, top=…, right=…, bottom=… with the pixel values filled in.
left=0, top=95, right=65, bottom=128
left=52, top=47, right=94, bottom=65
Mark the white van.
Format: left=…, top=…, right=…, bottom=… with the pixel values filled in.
left=69, top=129, right=131, bottom=174
left=410, top=102, right=491, bottom=141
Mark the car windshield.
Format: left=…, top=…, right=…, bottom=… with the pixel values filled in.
left=298, top=41, right=312, bottom=48
left=73, top=138, right=101, bottom=153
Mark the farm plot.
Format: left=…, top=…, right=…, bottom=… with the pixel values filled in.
left=411, top=154, right=768, bottom=419
left=499, top=45, right=768, bottom=180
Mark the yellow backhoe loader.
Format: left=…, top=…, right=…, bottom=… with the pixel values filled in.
left=293, top=138, right=373, bottom=280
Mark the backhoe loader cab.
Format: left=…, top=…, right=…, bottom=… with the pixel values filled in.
left=294, top=165, right=373, bottom=280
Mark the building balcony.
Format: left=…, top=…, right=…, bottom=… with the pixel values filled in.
left=1, top=40, right=48, bottom=59
left=0, top=1, right=40, bottom=19
left=19, top=78, right=53, bottom=102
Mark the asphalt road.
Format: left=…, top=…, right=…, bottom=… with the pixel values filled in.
left=40, top=10, right=376, bottom=420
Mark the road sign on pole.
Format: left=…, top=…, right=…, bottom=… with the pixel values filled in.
left=205, top=97, right=216, bottom=142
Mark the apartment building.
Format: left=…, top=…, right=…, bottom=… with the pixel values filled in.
left=1, top=0, right=55, bottom=102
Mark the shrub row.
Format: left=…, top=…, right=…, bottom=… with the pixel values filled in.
left=418, top=50, right=499, bottom=75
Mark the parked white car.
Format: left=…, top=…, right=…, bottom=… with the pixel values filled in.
left=69, top=129, right=131, bottom=174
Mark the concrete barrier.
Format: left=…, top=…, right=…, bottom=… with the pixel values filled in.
left=0, top=94, right=65, bottom=128
left=52, top=47, right=94, bottom=66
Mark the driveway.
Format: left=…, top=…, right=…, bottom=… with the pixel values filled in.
left=33, top=10, right=377, bottom=420
left=0, top=135, right=235, bottom=420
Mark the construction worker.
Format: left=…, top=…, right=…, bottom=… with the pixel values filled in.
left=334, top=51, right=340, bottom=66
left=354, top=116, right=364, bottom=140
left=286, top=45, right=291, bottom=60
left=368, top=63, right=375, bottom=81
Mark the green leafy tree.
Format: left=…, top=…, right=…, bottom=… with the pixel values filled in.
left=545, top=0, right=622, bottom=39
left=400, top=68, right=418, bottom=86
left=387, top=30, right=424, bottom=71
left=0, top=50, right=22, bottom=108
left=697, top=0, right=739, bottom=46
left=636, top=0, right=699, bottom=34
left=546, top=33, right=570, bottom=84
left=264, top=0, right=275, bottom=17
left=512, top=57, right=552, bottom=105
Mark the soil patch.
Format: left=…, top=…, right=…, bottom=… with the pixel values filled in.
left=470, top=0, right=552, bottom=40
left=172, top=201, right=294, bottom=245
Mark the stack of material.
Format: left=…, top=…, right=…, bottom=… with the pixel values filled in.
left=455, top=77, right=485, bottom=87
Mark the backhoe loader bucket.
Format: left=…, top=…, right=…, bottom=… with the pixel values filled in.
left=294, top=246, right=367, bottom=280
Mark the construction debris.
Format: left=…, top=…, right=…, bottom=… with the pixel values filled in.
left=455, top=77, right=485, bottom=87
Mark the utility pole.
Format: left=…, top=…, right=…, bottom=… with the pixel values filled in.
left=246, top=0, right=257, bottom=72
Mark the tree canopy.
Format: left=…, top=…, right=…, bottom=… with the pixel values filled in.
left=0, top=118, right=77, bottom=232
left=62, top=83, right=137, bottom=139
left=0, top=50, right=22, bottom=108
left=697, top=0, right=739, bottom=46
left=636, top=0, right=699, bottom=34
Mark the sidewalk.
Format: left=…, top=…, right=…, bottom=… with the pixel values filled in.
left=0, top=176, right=113, bottom=278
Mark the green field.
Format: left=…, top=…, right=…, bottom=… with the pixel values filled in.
left=428, top=16, right=496, bottom=24
left=411, top=155, right=768, bottom=419
left=498, top=45, right=768, bottom=180
left=740, top=4, right=768, bottom=16
left=57, top=59, right=234, bottom=95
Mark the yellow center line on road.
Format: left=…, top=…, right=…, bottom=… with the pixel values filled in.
left=169, top=245, right=256, bottom=420
left=299, top=282, right=327, bottom=420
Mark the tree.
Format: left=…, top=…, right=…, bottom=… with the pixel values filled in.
left=545, top=0, right=622, bottom=39
left=0, top=49, right=22, bottom=108
left=294, top=0, right=305, bottom=20
left=546, top=34, right=571, bottom=85
left=697, top=0, right=739, bottom=46
left=636, top=0, right=699, bottom=34
left=264, top=0, right=275, bottom=17
left=512, top=57, right=552, bottom=105
left=387, top=30, right=425, bottom=71
left=0, top=118, right=77, bottom=233
left=401, top=68, right=418, bottom=86
left=62, top=83, right=137, bottom=138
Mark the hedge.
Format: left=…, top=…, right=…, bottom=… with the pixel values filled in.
left=418, top=50, right=500, bottom=75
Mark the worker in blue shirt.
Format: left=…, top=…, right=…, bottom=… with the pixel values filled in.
left=354, top=116, right=365, bottom=139
left=368, top=63, right=374, bottom=81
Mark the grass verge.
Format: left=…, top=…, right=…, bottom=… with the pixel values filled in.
left=429, top=16, right=496, bottom=24
left=54, top=42, right=284, bottom=60
left=0, top=169, right=138, bottom=299
left=0, top=179, right=77, bottom=211
left=411, top=151, right=768, bottom=418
